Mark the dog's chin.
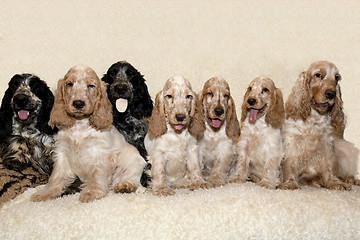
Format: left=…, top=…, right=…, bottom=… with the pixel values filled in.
left=311, top=100, right=334, bottom=114
left=68, top=110, right=91, bottom=120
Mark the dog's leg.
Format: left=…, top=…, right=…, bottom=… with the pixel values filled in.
left=186, top=143, right=206, bottom=190
left=228, top=140, right=249, bottom=184
left=150, top=151, right=175, bottom=196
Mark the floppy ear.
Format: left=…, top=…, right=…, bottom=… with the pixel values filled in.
left=49, top=79, right=75, bottom=130
left=147, top=91, right=167, bottom=140
left=89, top=81, right=113, bottom=131
left=265, top=88, right=285, bottom=129
left=225, top=96, right=240, bottom=141
left=330, top=83, right=345, bottom=139
left=285, top=72, right=311, bottom=121
left=188, top=93, right=205, bottom=140
left=0, top=80, right=19, bottom=139
left=240, top=88, right=250, bottom=123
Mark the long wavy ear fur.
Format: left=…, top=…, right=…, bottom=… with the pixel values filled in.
left=147, top=91, right=167, bottom=140
left=240, top=88, right=250, bottom=123
left=330, top=83, right=345, bottom=139
left=49, top=79, right=75, bottom=130
left=188, top=93, right=205, bottom=140
left=226, top=96, right=240, bottom=141
left=265, top=88, right=285, bottom=129
left=89, top=81, right=113, bottom=131
left=285, top=71, right=311, bottom=121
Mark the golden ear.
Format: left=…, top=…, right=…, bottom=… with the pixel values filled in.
left=265, top=88, right=285, bottom=129
left=49, top=79, right=75, bottom=129
left=241, top=88, right=250, bottom=123
left=147, top=91, right=167, bottom=140
left=188, top=93, right=205, bottom=140
left=225, top=96, right=240, bottom=141
left=285, top=72, right=311, bottom=121
left=330, top=84, right=345, bottom=138
left=89, top=81, right=113, bottom=131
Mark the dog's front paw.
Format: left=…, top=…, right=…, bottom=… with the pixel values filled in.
left=79, top=189, right=106, bottom=203
left=278, top=181, right=300, bottom=190
left=326, top=181, right=351, bottom=191
left=228, top=175, right=247, bottom=184
left=206, top=176, right=226, bottom=188
left=114, top=181, right=137, bottom=194
left=152, top=185, right=175, bottom=196
left=257, top=180, right=276, bottom=189
left=190, top=178, right=207, bottom=190
left=31, top=190, right=59, bottom=202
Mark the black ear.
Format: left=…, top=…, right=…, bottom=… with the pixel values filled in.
left=29, top=76, right=57, bottom=135
left=126, top=66, right=153, bottom=119
left=0, top=75, right=24, bottom=139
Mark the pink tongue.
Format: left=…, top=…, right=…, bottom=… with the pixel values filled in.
left=174, top=124, right=183, bottom=130
left=18, top=110, right=29, bottom=120
left=249, top=109, right=258, bottom=122
left=212, top=119, right=222, bottom=128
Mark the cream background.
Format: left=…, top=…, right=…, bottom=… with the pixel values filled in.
left=1, top=1, right=360, bottom=239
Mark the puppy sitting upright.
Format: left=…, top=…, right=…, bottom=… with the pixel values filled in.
left=198, top=76, right=240, bottom=188
left=145, top=76, right=206, bottom=196
left=31, top=66, right=146, bottom=203
left=229, top=77, right=285, bottom=189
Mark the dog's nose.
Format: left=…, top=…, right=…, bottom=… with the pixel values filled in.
left=73, top=101, right=85, bottom=109
left=247, top=98, right=256, bottom=106
left=175, top=114, right=186, bottom=122
left=214, top=107, right=224, bottom=116
left=13, top=94, right=30, bottom=106
left=325, top=90, right=336, bottom=100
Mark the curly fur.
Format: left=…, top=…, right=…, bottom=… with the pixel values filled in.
left=280, top=61, right=359, bottom=190
left=197, top=76, right=240, bottom=188
left=229, top=76, right=284, bottom=189
left=31, top=66, right=146, bottom=203
left=101, top=61, right=153, bottom=187
left=145, top=76, right=206, bottom=196
left=0, top=74, right=56, bottom=205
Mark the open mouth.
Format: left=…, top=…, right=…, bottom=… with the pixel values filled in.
left=210, top=118, right=222, bottom=128
left=17, top=110, right=30, bottom=121
left=248, top=105, right=266, bottom=122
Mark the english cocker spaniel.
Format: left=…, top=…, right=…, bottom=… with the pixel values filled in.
left=102, top=61, right=153, bottom=187
left=145, top=76, right=206, bottom=196
left=31, top=66, right=146, bottom=203
left=229, top=77, right=285, bottom=189
left=198, top=76, right=240, bottom=188
left=279, top=61, right=359, bottom=190
left=0, top=73, right=56, bottom=205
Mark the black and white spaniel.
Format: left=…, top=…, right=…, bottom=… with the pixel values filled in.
left=102, top=61, right=153, bottom=186
left=0, top=74, right=56, bottom=205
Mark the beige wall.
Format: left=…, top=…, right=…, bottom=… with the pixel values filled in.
left=1, top=0, right=359, bottom=149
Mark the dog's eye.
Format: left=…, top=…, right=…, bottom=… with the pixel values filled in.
left=88, top=84, right=96, bottom=88
left=165, top=94, right=173, bottom=99
left=207, top=92, right=213, bottom=97
left=248, top=87, right=252, bottom=91
left=315, top=73, right=322, bottom=79
left=186, top=95, right=193, bottom=100
left=262, top=88, right=269, bottom=93
left=335, top=74, right=341, bottom=82
left=66, top=82, right=73, bottom=87
left=224, top=93, right=230, bottom=98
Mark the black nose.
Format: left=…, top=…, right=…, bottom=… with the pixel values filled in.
left=175, top=114, right=186, bottom=122
left=13, top=94, right=30, bottom=106
left=325, top=90, right=336, bottom=100
left=248, top=98, right=256, bottom=106
left=114, top=84, right=129, bottom=94
left=73, top=101, right=85, bottom=109
left=214, top=107, right=224, bottom=116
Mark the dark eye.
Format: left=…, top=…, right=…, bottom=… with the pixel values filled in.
left=335, top=75, right=341, bottom=81
left=224, top=93, right=230, bottom=98
left=262, top=88, right=269, bottom=93
left=248, top=87, right=252, bottom=91
left=88, top=84, right=96, bottom=88
left=166, top=94, right=173, bottom=99
left=207, top=92, right=213, bottom=97
left=186, top=95, right=193, bottom=99
left=66, top=82, right=73, bottom=87
left=315, top=73, right=322, bottom=79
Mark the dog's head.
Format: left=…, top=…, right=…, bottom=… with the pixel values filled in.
left=0, top=73, right=55, bottom=138
left=101, top=61, right=153, bottom=119
left=49, top=65, right=112, bottom=131
left=241, top=76, right=284, bottom=129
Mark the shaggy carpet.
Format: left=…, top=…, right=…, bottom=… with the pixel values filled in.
left=0, top=183, right=359, bottom=239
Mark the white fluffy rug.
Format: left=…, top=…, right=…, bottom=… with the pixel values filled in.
left=1, top=183, right=359, bottom=239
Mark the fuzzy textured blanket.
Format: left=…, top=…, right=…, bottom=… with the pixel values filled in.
left=1, top=183, right=360, bottom=239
